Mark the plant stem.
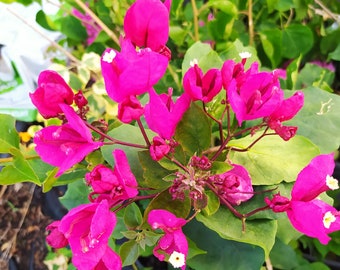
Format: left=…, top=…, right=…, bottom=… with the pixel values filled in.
left=203, top=103, right=224, bottom=142
left=314, top=0, right=340, bottom=25
left=205, top=181, right=244, bottom=220
left=248, top=0, right=254, bottom=45
left=113, top=193, right=158, bottom=212
left=230, top=127, right=273, bottom=152
left=244, top=205, right=270, bottom=218
left=190, top=0, right=200, bottom=41
left=0, top=155, right=40, bottom=164
left=166, top=155, right=189, bottom=172
left=137, top=119, right=151, bottom=146
left=73, top=0, right=120, bottom=45
left=86, top=122, right=147, bottom=149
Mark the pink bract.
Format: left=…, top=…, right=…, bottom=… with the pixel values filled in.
left=124, top=0, right=171, bottom=52
left=85, top=149, right=138, bottom=206
left=149, top=136, right=171, bottom=161
left=292, top=153, right=335, bottom=202
left=34, top=104, right=103, bottom=177
left=212, top=164, right=254, bottom=205
left=183, top=64, right=223, bottom=103
left=266, top=91, right=304, bottom=141
left=147, top=209, right=188, bottom=269
left=60, top=200, right=120, bottom=269
left=29, top=70, right=74, bottom=119
left=72, top=7, right=100, bottom=45
left=144, top=88, right=191, bottom=139
left=46, top=200, right=121, bottom=269
left=265, top=154, right=339, bottom=244
left=117, top=95, right=144, bottom=123
left=227, top=70, right=284, bottom=126
left=101, top=38, right=169, bottom=103
left=46, top=221, right=68, bottom=249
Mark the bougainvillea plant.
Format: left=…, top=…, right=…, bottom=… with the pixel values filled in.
left=1, top=0, right=340, bottom=269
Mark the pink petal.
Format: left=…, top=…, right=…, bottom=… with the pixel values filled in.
left=144, top=89, right=190, bottom=139
left=287, top=200, right=332, bottom=245
left=148, top=209, right=187, bottom=231
left=101, top=40, right=169, bottom=103
left=292, top=154, right=335, bottom=202
left=268, top=91, right=304, bottom=124
left=113, top=149, right=138, bottom=199
left=124, top=0, right=169, bottom=51
left=30, top=70, right=74, bottom=119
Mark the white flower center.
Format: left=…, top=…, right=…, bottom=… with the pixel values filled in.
left=102, top=50, right=116, bottom=63
left=326, top=175, right=339, bottom=190
left=323, top=211, right=336, bottom=229
left=239, top=51, right=252, bottom=59
left=189, top=58, right=198, bottom=67
left=169, top=251, right=185, bottom=268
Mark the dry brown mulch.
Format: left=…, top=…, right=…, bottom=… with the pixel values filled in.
left=0, top=183, right=53, bottom=270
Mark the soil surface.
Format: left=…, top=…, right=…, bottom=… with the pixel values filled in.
left=0, top=183, right=59, bottom=270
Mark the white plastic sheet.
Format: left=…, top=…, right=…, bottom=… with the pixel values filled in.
left=0, top=1, right=61, bottom=121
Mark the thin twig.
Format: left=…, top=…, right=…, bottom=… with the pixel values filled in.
left=73, top=0, right=120, bottom=45
left=248, top=0, right=254, bottom=45
left=190, top=0, right=200, bottom=41
left=0, top=184, right=36, bottom=261
left=314, top=0, right=340, bottom=25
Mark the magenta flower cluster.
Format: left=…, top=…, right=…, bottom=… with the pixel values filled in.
left=28, top=0, right=340, bottom=269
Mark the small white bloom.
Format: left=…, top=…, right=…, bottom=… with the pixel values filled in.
left=326, top=175, right=339, bottom=190
left=189, top=58, right=198, bottom=67
left=239, top=51, right=252, bottom=59
left=169, top=251, right=185, bottom=268
left=323, top=211, right=336, bottom=229
left=102, top=50, right=116, bottom=63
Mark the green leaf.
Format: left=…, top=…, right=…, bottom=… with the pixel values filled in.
left=124, top=203, right=143, bottom=229
left=221, top=39, right=259, bottom=69
left=60, top=16, right=87, bottom=41
left=42, top=167, right=59, bottom=192
left=182, top=41, right=213, bottom=76
left=266, top=0, right=294, bottom=12
left=187, top=237, right=207, bottom=260
left=185, top=219, right=266, bottom=269
left=329, top=43, right=340, bottom=61
left=101, top=125, right=154, bottom=181
left=59, top=180, right=89, bottom=210
left=144, top=189, right=191, bottom=220
left=295, top=262, right=331, bottom=270
left=119, top=240, right=139, bottom=267
left=228, top=135, right=320, bottom=185
left=296, top=63, right=335, bottom=90
left=143, top=230, right=161, bottom=247
left=55, top=168, right=88, bottom=186
left=36, top=10, right=57, bottom=31
left=175, top=102, right=211, bottom=156
left=201, top=190, right=220, bottom=216
left=169, top=25, right=187, bottom=46
left=138, top=150, right=174, bottom=189
left=282, top=24, right=313, bottom=58
left=287, top=87, right=340, bottom=153
left=0, top=114, right=19, bottom=153
left=208, top=0, right=238, bottom=15
left=0, top=148, right=40, bottom=185
left=270, top=237, right=299, bottom=270
left=259, top=29, right=282, bottom=68
left=196, top=207, right=277, bottom=258
left=285, top=54, right=302, bottom=90
left=210, top=161, right=233, bottom=174
left=276, top=214, right=302, bottom=244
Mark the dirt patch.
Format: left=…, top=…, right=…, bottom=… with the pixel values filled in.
left=0, top=183, right=53, bottom=270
